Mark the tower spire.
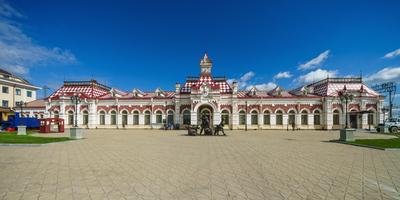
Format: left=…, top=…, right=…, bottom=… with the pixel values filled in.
left=200, top=52, right=212, bottom=77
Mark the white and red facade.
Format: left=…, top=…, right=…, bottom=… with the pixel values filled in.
left=45, top=54, right=384, bottom=130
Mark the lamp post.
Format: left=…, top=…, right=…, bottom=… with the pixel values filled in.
left=245, top=101, right=248, bottom=131
left=16, top=101, right=26, bottom=127
left=338, top=87, right=355, bottom=142
left=15, top=100, right=27, bottom=135
left=339, top=90, right=354, bottom=129
left=16, top=101, right=25, bottom=116
left=70, top=94, right=81, bottom=127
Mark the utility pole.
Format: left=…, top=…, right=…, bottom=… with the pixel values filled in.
left=372, top=82, right=397, bottom=119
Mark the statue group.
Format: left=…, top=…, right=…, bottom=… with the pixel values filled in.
left=188, top=113, right=226, bottom=136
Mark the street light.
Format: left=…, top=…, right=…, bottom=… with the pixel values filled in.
left=245, top=101, right=248, bottom=131
left=338, top=89, right=354, bottom=129
left=70, top=94, right=81, bottom=127
left=16, top=101, right=26, bottom=116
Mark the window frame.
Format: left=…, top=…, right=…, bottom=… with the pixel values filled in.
left=2, top=86, right=9, bottom=94
left=26, top=90, right=32, bottom=97
left=239, top=110, right=246, bottom=125
left=251, top=110, right=258, bottom=125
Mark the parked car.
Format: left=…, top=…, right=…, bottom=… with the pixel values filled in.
left=376, top=118, right=400, bottom=133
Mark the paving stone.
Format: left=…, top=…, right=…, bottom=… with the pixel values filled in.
left=0, top=129, right=399, bottom=200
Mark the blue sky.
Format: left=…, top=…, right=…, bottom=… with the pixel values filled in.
left=1, top=0, right=400, bottom=99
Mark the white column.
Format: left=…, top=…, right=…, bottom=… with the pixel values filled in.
left=191, top=111, right=197, bottom=125
left=308, top=114, right=313, bottom=128
left=362, top=113, right=368, bottom=129
left=117, top=113, right=122, bottom=127
left=246, top=114, right=251, bottom=126
left=139, top=114, right=144, bottom=125
left=105, top=114, right=110, bottom=126
left=324, top=100, right=333, bottom=130
left=378, top=100, right=384, bottom=123
left=270, top=114, right=276, bottom=128
left=88, top=102, right=96, bottom=128
left=60, top=101, right=66, bottom=122
left=151, top=112, right=156, bottom=124
left=283, top=114, right=288, bottom=126
left=259, top=113, right=263, bottom=127
left=127, top=114, right=133, bottom=127
left=77, top=104, right=82, bottom=126
left=232, top=103, right=239, bottom=128
left=214, top=111, right=221, bottom=126
left=295, top=114, right=301, bottom=127
left=45, top=102, right=51, bottom=118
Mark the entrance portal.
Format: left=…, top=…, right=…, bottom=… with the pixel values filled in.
left=198, top=105, right=214, bottom=127
left=350, top=114, right=357, bottom=129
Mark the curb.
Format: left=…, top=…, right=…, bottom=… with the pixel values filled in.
left=0, top=138, right=83, bottom=147
left=332, top=140, right=400, bottom=151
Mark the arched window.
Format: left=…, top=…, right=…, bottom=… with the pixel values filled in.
left=99, top=111, right=105, bottom=125
left=156, top=110, right=163, bottom=123
left=239, top=110, right=246, bottom=125
left=333, top=110, right=340, bottom=125
left=263, top=110, right=270, bottom=125
left=368, top=111, right=374, bottom=125
left=144, top=110, right=151, bottom=125
left=183, top=110, right=191, bottom=125
left=40, top=114, right=44, bottom=119
left=167, top=110, right=174, bottom=125
left=122, top=110, right=128, bottom=126
left=221, top=110, right=229, bottom=125
left=301, top=110, right=308, bottom=125
left=133, top=110, right=139, bottom=125
left=68, top=110, right=74, bottom=125
left=251, top=110, right=258, bottom=125
left=276, top=110, right=283, bottom=125
left=110, top=110, right=117, bottom=125
left=34, top=114, right=38, bottom=118
left=288, top=110, right=296, bottom=125
left=83, top=110, right=89, bottom=125
left=54, top=111, right=59, bottom=119
left=314, top=110, right=321, bottom=125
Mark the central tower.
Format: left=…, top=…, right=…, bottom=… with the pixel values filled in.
left=200, top=53, right=212, bottom=77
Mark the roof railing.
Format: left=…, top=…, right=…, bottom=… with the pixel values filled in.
left=308, top=77, right=362, bottom=86
left=185, top=76, right=227, bottom=81
left=63, top=80, right=111, bottom=90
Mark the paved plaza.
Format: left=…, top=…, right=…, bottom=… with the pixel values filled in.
left=0, top=130, right=400, bottom=200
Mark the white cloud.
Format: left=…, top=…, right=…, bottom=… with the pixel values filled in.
left=295, top=69, right=338, bottom=85
left=273, top=71, right=292, bottom=79
left=240, top=71, right=255, bottom=82
left=0, top=1, right=76, bottom=75
left=229, top=71, right=255, bottom=88
left=383, top=48, right=400, bottom=59
left=246, top=82, right=276, bottom=91
left=0, top=0, right=23, bottom=18
left=6, top=65, right=28, bottom=74
left=298, top=50, right=330, bottom=70
left=365, top=67, right=400, bottom=83
left=229, top=71, right=277, bottom=91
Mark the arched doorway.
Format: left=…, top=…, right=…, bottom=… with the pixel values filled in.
left=197, top=104, right=213, bottom=126
left=349, top=110, right=358, bottom=129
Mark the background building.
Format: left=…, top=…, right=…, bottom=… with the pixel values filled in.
left=46, top=54, right=384, bottom=130
left=0, top=69, right=41, bottom=121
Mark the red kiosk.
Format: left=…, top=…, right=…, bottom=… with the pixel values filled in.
left=39, top=118, right=64, bottom=133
